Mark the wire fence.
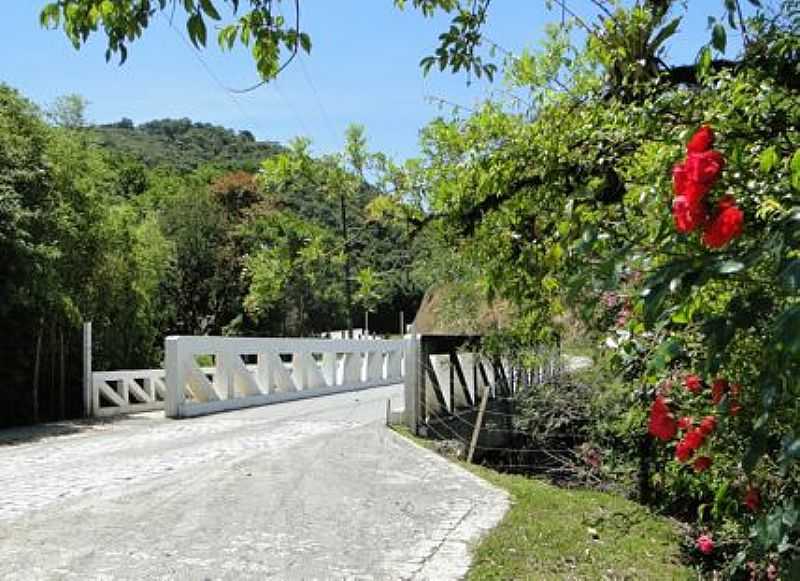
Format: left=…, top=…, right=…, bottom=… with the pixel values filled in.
left=408, top=337, right=599, bottom=482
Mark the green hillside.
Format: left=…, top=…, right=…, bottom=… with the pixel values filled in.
left=90, top=118, right=283, bottom=171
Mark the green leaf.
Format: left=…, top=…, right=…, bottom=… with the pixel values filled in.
left=651, top=18, right=681, bottom=52
left=697, top=46, right=713, bottom=79
left=760, top=146, right=779, bottom=173
left=785, top=438, right=800, bottom=461
left=199, top=0, right=221, bottom=21
left=782, top=503, right=798, bottom=528
left=724, top=0, right=738, bottom=27
left=299, top=33, right=312, bottom=53
left=711, top=23, right=727, bottom=53
left=791, top=150, right=800, bottom=191
left=187, top=13, right=207, bottom=47
left=780, top=260, right=800, bottom=292
left=790, top=557, right=800, bottom=581
left=743, top=428, right=767, bottom=474
left=774, top=306, right=800, bottom=357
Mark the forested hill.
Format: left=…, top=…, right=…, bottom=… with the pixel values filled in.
left=91, top=118, right=283, bottom=171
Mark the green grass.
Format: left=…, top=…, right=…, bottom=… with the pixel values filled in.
left=393, top=426, right=692, bottom=581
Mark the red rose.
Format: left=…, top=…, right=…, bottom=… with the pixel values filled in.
left=685, top=150, right=725, bottom=185
left=673, top=195, right=708, bottom=233
left=687, top=125, right=715, bottom=154
left=711, top=378, right=729, bottom=405
left=693, top=456, right=713, bottom=473
left=696, top=534, right=715, bottom=555
left=703, top=195, right=744, bottom=249
left=729, top=401, right=742, bottom=416
left=677, top=416, right=694, bottom=431
left=684, top=428, right=706, bottom=450
left=675, top=439, right=694, bottom=462
left=744, top=486, right=761, bottom=512
left=648, top=395, right=678, bottom=441
left=672, top=163, right=688, bottom=194
left=684, top=374, right=703, bottom=394
left=673, top=163, right=711, bottom=199
left=675, top=429, right=705, bottom=462
left=699, top=415, right=717, bottom=435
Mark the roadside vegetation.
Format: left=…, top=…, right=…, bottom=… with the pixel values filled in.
left=395, top=426, right=692, bottom=580
left=5, top=0, right=799, bottom=575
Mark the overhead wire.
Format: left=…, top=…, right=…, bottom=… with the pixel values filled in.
left=159, top=12, right=258, bottom=129
left=159, top=8, right=314, bottom=141
left=274, top=0, right=339, bottom=146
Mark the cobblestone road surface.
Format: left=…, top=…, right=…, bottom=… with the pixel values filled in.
left=0, top=385, right=508, bottom=580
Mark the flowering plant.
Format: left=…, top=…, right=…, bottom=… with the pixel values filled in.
left=671, top=126, right=743, bottom=248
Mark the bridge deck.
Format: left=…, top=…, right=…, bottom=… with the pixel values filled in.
left=0, top=385, right=507, bottom=580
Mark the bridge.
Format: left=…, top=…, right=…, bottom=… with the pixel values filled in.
left=0, top=333, right=559, bottom=580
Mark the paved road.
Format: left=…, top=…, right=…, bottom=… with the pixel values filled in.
left=0, top=385, right=508, bottom=580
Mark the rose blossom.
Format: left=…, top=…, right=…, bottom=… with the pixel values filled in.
left=711, top=378, right=729, bottom=405
left=675, top=439, right=694, bottom=462
left=683, top=428, right=706, bottom=450
left=684, top=374, right=703, bottom=394
left=699, top=415, right=717, bottom=435
left=685, top=150, right=725, bottom=185
left=648, top=395, right=677, bottom=441
left=744, top=486, right=761, bottom=512
left=696, top=534, right=714, bottom=554
left=673, top=195, right=708, bottom=233
left=703, top=195, right=744, bottom=249
left=693, top=456, right=713, bottom=473
left=687, top=125, right=715, bottom=153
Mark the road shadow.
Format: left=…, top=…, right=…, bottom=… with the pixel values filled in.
left=0, top=413, right=159, bottom=448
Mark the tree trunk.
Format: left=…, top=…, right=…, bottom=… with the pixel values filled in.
left=50, top=321, right=56, bottom=420
left=59, top=326, right=65, bottom=420
left=340, top=193, right=353, bottom=338
left=32, top=319, right=43, bottom=424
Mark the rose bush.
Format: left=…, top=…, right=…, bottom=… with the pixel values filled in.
left=412, top=2, right=800, bottom=576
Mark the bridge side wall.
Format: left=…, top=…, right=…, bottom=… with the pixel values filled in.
left=164, top=336, right=406, bottom=419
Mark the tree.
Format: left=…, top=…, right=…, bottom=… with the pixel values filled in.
left=354, top=267, right=384, bottom=333
left=47, top=94, right=89, bottom=129
left=260, top=136, right=361, bottom=334
left=242, top=211, right=344, bottom=336
left=39, top=1, right=763, bottom=87
left=0, top=85, right=176, bottom=424
left=411, top=1, right=800, bottom=575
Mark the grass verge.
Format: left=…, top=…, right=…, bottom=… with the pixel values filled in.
left=392, top=426, right=692, bottom=580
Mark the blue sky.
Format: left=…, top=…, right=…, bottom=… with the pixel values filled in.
left=1, top=1, right=751, bottom=161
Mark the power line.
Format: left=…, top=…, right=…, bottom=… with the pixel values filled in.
left=270, top=76, right=315, bottom=139
left=159, top=13, right=256, bottom=128
left=160, top=11, right=313, bottom=143
left=297, top=49, right=339, bottom=145
left=274, top=1, right=338, bottom=145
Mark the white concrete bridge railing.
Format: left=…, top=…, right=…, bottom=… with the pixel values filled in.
left=164, top=336, right=406, bottom=418
left=92, top=369, right=167, bottom=417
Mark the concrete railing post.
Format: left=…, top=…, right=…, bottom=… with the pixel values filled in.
left=165, top=336, right=185, bottom=418
left=403, top=335, right=419, bottom=433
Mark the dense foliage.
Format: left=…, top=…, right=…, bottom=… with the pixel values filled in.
left=11, top=0, right=800, bottom=576
left=0, top=86, right=424, bottom=427
left=92, top=118, right=283, bottom=171
left=394, top=1, right=800, bottom=576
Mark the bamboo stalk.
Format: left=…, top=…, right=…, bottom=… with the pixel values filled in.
left=32, top=319, right=43, bottom=424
